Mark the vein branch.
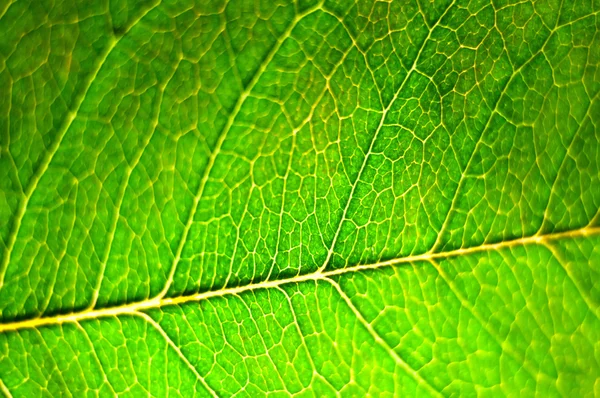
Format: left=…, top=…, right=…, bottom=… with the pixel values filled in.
left=431, top=17, right=568, bottom=252
left=135, top=312, right=219, bottom=398
left=325, top=278, right=442, bottom=397
left=318, top=0, right=458, bottom=272
left=0, top=378, right=12, bottom=398
left=0, top=0, right=162, bottom=288
left=158, top=1, right=325, bottom=298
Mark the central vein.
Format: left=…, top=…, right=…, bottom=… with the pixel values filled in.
left=0, top=226, right=596, bottom=333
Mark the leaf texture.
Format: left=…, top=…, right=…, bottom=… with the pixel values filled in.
left=0, top=0, right=599, bottom=396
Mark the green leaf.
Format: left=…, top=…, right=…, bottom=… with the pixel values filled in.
left=0, top=0, right=599, bottom=396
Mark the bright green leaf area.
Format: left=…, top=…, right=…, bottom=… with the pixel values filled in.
left=0, top=0, right=599, bottom=396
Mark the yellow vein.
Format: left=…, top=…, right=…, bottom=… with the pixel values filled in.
left=0, top=38, right=115, bottom=287
left=0, top=378, right=12, bottom=398
left=431, top=16, right=568, bottom=252
left=76, top=322, right=118, bottom=396
left=89, top=56, right=182, bottom=309
left=0, top=226, right=595, bottom=333
left=318, top=0, right=458, bottom=272
left=158, top=1, right=325, bottom=298
left=235, top=293, right=289, bottom=389
left=276, top=286, right=341, bottom=395
left=0, top=0, right=162, bottom=288
left=136, top=312, right=219, bottom=398
left=542, top=241, right=600, bottom=320
left=429, top=258, right=555, bottom=385
left=326, top=278, right=442, bottom=397
left=538, top=89, right=600, bottom=234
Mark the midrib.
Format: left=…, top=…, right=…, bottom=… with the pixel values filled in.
left=0, top=226, right=597, bottom=333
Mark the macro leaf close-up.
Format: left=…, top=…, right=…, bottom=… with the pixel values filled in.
left=0, top=0, right=599, bottom=396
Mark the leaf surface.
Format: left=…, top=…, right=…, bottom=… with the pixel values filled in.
left=0, top=0, right=599, bottom=396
